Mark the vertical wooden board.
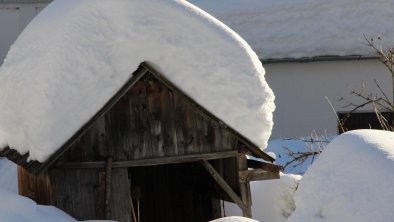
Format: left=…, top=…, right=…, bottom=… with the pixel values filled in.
left=49, top=169, right=74, bottom=216
left=94, top=116, right=108, bottom=160
left=128, top=80, right=151, bottom=159
left=159, top=85, right=178, bottom=156
left=213, top=123, right=223, bottom=152
left=109, top=168, right=131, bottom=222
left=173, top=93, right=198, bottom=155
left=105, top=95, right=132, bottom=161
left=35, top=172, right=52, bottom=205
left=197, top=112, right=224, bottom=153
left=221, top=129, right=238, bottom=151
left=68, top=170, right=83, bottom=219
left=146, top=75, right=164, bottom=157
left=78, top=169, right=98, bottom=219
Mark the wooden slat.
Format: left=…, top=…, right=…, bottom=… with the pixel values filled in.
left=200, top=160, right=247, bottom=212
left=56, top=151, right=238, bottom=169
left=173, top=92, right=198, bottom=155
left=247, top=159, right=283, bottom=173
left=239, top=169, right=280, bottom=181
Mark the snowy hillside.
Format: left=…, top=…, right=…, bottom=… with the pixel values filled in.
left=190, top=0, right=394, bottom=59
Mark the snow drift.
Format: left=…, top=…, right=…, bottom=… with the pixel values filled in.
left=0, top=188, right=76, bottom=222
left=288, top=129, right=394, bottom=222
left=190, top=0, right=394, bottom=59
left=225, top=173, right=301, bottom=222
left=0, top=0, right=274, bottom=162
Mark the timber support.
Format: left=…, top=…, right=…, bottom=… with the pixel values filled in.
left=200, top=160, right=250, bottom=217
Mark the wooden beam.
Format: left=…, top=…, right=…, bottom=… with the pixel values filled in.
left=56, top=151, right=238, bottom=169
left=247, top=159, right=283, bottom=173
left=239, top=169, right=280, bottom=182
left=200, top=160, right=248, bottom=213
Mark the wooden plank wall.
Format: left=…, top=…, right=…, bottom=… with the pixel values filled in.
left=19, top=71, right=242, bottom=221
left=61, top=72, right=239, bottom=163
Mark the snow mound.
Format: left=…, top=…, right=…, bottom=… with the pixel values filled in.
left=190, top=0, right=394, bottom=59
left=0, top=158, right=17, bottom=193
left=0, top=188, right=76, bottom=222
left=288, top=129, right=394, bottom=222
left=210, top=216, right=258, bottom=222
left=225, top=173, right=301, bottom=222
left=0, top=0, right=274, bottom=162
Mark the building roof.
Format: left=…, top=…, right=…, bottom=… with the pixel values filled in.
left=0, top=63, right=274, bottom=174
left=190, top=0, right=394, bottom=59
left=0, top=0, right=274, bottom=163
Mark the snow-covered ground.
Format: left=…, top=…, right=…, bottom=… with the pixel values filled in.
left=0, top=157, right=17, bottom=193
left=289, top=130, right=394, bottom=222
left=190, top=0, right=394, bottom=59
left=0, top=187, right=77, bottom=222
left=225, top=173, right=301, bottom=222
left=211, top=216, right=258, bottom=222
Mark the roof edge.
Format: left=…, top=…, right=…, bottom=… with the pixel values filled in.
left=0, top=64, right=148, bottom=174
left=262, top=55, right=378, bottom=64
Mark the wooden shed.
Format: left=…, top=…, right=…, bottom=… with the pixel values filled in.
left=1, top=63, right=281, bottom=222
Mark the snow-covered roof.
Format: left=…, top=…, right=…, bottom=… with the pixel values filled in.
left=190, top=0, right=394, bottom=59
left=0, top=0, right=274, bottom=162
left=288, top=130, right=394, bottom=222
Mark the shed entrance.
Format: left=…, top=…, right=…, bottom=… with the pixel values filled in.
left=128, top=162, right=220, bottom=222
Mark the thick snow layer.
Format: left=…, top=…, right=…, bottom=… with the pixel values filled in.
left=288, top=130, right=394, bottom=222
left=190, top=0, right=394, bottom=59
left=0, top=188, right=77, bottom=222
left=0, top=0, right=274, bottom=162
left=0, top=158, right=18, bottom=193
left=225, top=173, right=301, bottom=222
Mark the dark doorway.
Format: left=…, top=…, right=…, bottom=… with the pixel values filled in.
left=128, top=162, right=220, bottom=222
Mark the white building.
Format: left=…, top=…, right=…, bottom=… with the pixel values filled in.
left=0, top=0, right=50, bottom=64
left=1, top=0, right=393, bottom=140
left=191, top=0, right=393, bottom=139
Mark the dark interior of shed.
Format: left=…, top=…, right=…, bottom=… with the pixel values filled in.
left=128, top=161, right=224, bottom=222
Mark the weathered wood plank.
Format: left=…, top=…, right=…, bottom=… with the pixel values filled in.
left=239, top=169, right=280, bottom=181
left=200, top=160, right=247, bottom=212
left=247, top=159, right=283, bottom=173
left=146, top=75, right=164, bottom=157
left=173, top=92, right=198, bottom=155
left=128, top=80, right=151, bottom=159
left=159, top=86, right=178, bottom=156
left=56, top=151, right=238, bottom=169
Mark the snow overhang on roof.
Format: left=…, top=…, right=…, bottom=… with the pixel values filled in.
left=190, top=0, right=394, bottom=60
left=0, top=0, right=275, bottom=163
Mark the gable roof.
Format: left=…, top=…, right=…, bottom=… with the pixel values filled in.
left=0, top=0, right=275, bottom=162
left=0, top=63, right=274, bottom=174
left=190, top=0, right=394, bottom=59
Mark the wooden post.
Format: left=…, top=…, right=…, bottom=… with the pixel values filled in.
left=238, top=155, right=252, bottom=218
